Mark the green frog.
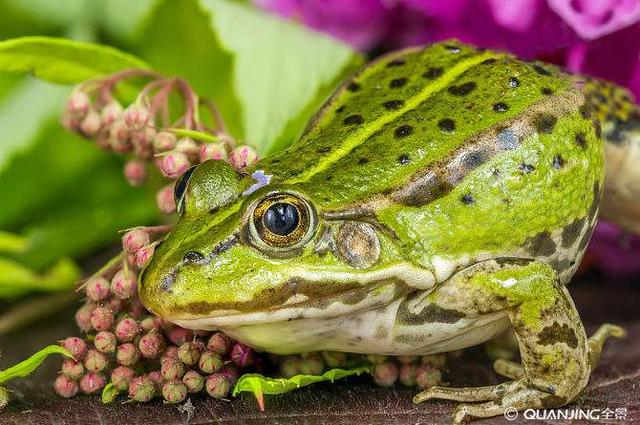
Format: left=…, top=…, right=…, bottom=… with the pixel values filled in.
left=139, top=41, right=638, bottom=423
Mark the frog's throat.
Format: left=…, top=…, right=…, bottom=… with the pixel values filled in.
left=168, top=263, right=437, bottom=329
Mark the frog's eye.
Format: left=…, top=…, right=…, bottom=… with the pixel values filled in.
left=249, top=193, right=315, bottom=251
left=174, top=166, right=197, bottom=215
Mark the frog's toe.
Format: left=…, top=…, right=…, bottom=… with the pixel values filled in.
left=492, top=359, right=524, bottom=380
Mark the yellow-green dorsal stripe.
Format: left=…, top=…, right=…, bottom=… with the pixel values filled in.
left=287, top=50, right=502, bottom=185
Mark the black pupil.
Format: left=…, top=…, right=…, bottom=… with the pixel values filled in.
left=264, top=203, right=299, bottom=236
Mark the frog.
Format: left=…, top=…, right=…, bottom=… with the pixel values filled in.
left=139, top=41, right=638, bottom=423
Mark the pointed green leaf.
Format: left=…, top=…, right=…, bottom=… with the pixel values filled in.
left=0, top=36, right=149, bottom=85
left=0, top=345, right=72, bottom=385
left=201, top=0, right=361, bottom=153
left=0, top=231, right=29, bottom=253
left=0, top=257, right=80, bottom=298
left=232, top=366, right=370, bottom=407
left=101, top=382, right=121, bottom=404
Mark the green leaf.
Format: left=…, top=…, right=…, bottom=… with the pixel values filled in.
left=0, top=231, right=28, bottom=253
left=101, top=382, right=120, bottom=404
left=0, top=345, right=72, bottom=385
left=201, top=0, right=361, bottom=153
left=0, top=77, right=67, bottom=172
left=139, top=0, right=242, bottom=138
left=0, top=257, right=80, bottom=298
left=233, top=366, right=370, bottom=410
left=0, top=36, right=149, bottom=85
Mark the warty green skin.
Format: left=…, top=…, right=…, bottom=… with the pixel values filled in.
left=139, top=41, right=629, bottom=422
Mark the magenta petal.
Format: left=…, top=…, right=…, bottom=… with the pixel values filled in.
left=548, top=0, right=640, bottom=40
left=486, top=0, right=541, bottom=31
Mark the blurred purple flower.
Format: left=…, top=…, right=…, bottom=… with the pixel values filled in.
left=256, top=0, right=640, bottom=279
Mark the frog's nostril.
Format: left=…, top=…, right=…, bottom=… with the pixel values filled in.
left=183, top=251, right=205, bottom=263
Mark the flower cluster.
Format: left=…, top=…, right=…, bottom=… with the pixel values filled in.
left=54, top=225, right=259, bottom=403
left=61, top=69, right=259, bottom=214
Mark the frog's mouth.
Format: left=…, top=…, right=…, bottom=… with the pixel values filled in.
left=169, top=264, right=437, bottom=330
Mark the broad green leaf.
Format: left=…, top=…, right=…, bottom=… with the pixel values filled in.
left=233, top=366, right=370, bottom=410
left=0, top=231, right=28, bottom=253
left=0, top=345, right=72, bottom=385
left=0, top=257, right=80, bottom=298
left=139, top=0, right=242, bottom=138
left=101, top=382, right=120, bottom=404
left=102, top=0, right=158, bottom=44
left=0, top=36, right=149, bottom=85
left=201, top=0, right=361, bottom=154
left=0, top=77, right=67, bottom=172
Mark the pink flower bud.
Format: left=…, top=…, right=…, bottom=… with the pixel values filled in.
left=176, top=138, right=200, bottom=160
left=134, top=244, right=156, bottom=269
left=321, top=351, right=347, bottom=368
left=159, top=151, right=191, bottom=178
left=66, top=90, right=90, bottom=117
left=198, top=351, right=223, bottom=374
left=85, top=276, right=110, bottom=302
left=61, top=358, right=84, bottom=380
left=182, top=370, right=204, bottom=393
left=100, top=100, right=123, bottom=126
left=94, top=331, right=117, bottom=353
left=229, top=146, right=259, bottom=169
left=161, top=346, right=179, bottom=363
left=230, top=343, right=254, bottom=368
left=299, top=353, right=324, bottom=375
left=111, top=269, right=137, bottom=299
left=60, top=112, right=81, bottom=133
left=206, top=332, right=230, bottom=355
left=123, top=160, right=148, bottom=186
left=84, top=349, right=108, bottom=373
left=415, top=364, right=442, bottom=390
left=123, top=105, right=151, bottom=131
left=133, top=129, right=156, bottom=159
left=200, top=142, right=228, bottom=162
left=220, top=364, right=239, bottom=386
left=162, top=380, right=187, bottom=404
left=177, top=342, right=201, bottom=365
left=115, top=317, right=141, bottom=342
left=122, top=227, right=150, bottom=253
left=138, top=330, right=165, bottom=359
left=372, top=362, right=398, bottom=387
left=167, top=327, right=193, bottom=346
left=156, top=184, right=176, bottom=214
left=79, top=372, right=106, bottom=394
left=116, top=343, right=140, bottom=366
left=153, top=131, right=177, bottom=152
left=128, top=376, right=155, bottom=402
left=60, top=337, right=87, bottom=359
left=161, top=358, right=185, bottom=380
left=420, top=354, right=446, bottom=368
left=74, top=303, right=94, bottom=332
left=140, top=315, right=160, bottom=332
left=205, top=373, right=230, bottom=399
left=111, top=366, right=135, bottom=391
left=79, top=109, right=102, bottom=138
left=90, top=306, right=114, bottom=331
left=397, top=355, right=418, bottom=365
left=147, top=370, right=164, bottom=394
left=109, top=119, right=132, bottom=153
left=108, top=298, right=125, bottom=314
left=399, top=364, right=418, bottom=387
left=54, top=374, right=79, bottom=398
left=95, top=129, right=111, bottom=150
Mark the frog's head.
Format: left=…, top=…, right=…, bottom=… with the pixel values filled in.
left=139, top=160, right=433, bottom=332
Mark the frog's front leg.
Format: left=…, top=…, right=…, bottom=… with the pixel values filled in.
left=412, top=259, right=624, bottom=424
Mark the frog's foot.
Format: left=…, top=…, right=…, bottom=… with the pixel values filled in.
left=409, top=259, right=624, bottom=424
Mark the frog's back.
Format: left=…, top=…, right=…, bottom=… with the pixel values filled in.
left=259, top=41, right=590, bottom=209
